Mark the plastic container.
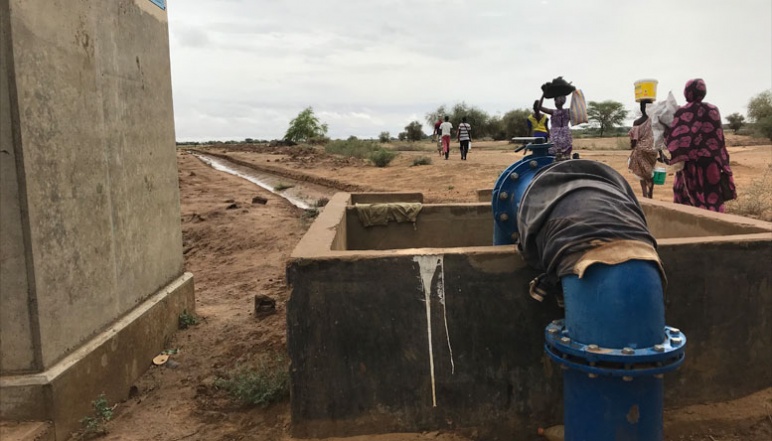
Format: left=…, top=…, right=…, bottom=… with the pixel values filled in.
left=635, top=79, right=658, bottom=102
left=652, top=166, right=667, bottom=185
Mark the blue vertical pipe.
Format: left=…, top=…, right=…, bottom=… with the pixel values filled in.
left=563, top=371, right=663, bottom=441
left=561, top=260, right=665, bottom=349
left=560, top=260, right=666, bottom=441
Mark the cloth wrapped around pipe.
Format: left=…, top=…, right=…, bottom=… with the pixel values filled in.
left=517, top=160, right=666, bottom=303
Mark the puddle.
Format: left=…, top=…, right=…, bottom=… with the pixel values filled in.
left=191, top=152, right=334, bottom=210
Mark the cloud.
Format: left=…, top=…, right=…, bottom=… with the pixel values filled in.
left=168, top=0, right=772, bottom=140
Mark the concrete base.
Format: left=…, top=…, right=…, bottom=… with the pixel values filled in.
left=0, top=273, right=195, bottom=440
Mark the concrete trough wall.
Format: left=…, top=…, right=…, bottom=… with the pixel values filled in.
left=288, top=192, right=772, bottom=438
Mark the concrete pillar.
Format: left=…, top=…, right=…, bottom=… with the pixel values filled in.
left=0, top=1, right=194, bottom=438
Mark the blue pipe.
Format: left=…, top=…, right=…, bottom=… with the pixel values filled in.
left=548, top=261, right=684, bottom=440
left=491, top=146, right=686, bottom=440
left=491, top=142, right=553, bottom=245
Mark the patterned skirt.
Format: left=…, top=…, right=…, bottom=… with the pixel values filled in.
left=673, top=158, right=736, bottom=212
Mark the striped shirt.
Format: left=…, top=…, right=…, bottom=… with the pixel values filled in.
left=457, top=122, right=471, bottom=141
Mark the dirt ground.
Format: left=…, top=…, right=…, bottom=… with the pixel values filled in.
left=99, top=138, right=772, bottom=441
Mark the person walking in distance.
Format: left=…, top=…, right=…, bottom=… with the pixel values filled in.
left=439, top=115, right=453, bottom=160
left=539, top=94, right=573, bottom=160
left=457, top=116, right=472, bottom=160
left=628, top=99, right=659, bottom=199
left=528, top=100, right=550, bottom=142
left=434, top=116, right=444, bottom=156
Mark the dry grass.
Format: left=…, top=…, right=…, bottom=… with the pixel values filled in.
left=727, top=166, right=772, bottom=221
left=573, top=136, right=630, bottom=151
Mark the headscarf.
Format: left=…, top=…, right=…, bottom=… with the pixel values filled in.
left=666, top=79, right=729, bottom=165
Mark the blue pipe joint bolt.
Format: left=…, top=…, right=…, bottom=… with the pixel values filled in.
left=491, top=142, right=554, bottom=245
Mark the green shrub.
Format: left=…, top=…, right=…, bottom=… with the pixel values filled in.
left=77, top=394, right=113, bottom=439
left=215, top=355, right=289, bottom=407
left=369, top=149, right=397, bottom=167
left=178, top=310, right=198, bottom=330
left=412, top=156, right=432, bottom=166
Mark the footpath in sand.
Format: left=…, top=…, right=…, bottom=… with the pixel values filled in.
left=100, top=144, right=771, bottom=441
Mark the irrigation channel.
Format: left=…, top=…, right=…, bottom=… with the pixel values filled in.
left=191, top=152, right=336, bottom=210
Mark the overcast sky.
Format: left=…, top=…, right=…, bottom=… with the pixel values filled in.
left=167, top=0, right=772, bottom=141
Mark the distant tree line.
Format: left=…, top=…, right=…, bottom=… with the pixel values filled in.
left=421, top=102, right=532, bottom=141
left=178, top=90, right=772, bottom=145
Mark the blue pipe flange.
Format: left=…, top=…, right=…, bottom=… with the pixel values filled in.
left=491, top=145, right=554, bottom=245
left=544, top=320, right=686, bottom=378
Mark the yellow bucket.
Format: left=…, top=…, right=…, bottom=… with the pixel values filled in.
left=634, top=79, right=658, bottom=102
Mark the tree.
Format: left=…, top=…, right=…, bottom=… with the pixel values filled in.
left=378, top=131, right=391, bottom=143
left=425, top=105, right=449, bottom=128
left=284, top=107, right=328, bottom=143
left=747, top=90, right=772, bottom=141
left=404, top=121, right=425, bottom=141
left=500, top=109, right=531, bottom=139
left=725, top=113, right=745, bottom=134
left=587, top=100, right=628, bottom=137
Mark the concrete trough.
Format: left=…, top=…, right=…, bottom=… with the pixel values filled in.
left=287, top=192, right=772, bottom=439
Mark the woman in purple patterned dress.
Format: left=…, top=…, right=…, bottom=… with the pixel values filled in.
left=664, top=79, right=736, bottom=212
left=540, top=95, right=573, bottom=160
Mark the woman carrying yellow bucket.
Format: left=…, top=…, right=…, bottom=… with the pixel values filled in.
left=628, top=79, right=664, bottom=199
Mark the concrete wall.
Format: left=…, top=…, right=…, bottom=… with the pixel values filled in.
left=346, top=205, right=493, bottom=250
left=288, top=192, right=772, bottom=438
left=640, top=198, right=770, bottom=239
left=0, top=0, right=183, bottom=372
left=0, top=3, right=38, bottom=373
left=660, top=236, right=772, bottom=404
left=288, top=251, right=563, bottom=439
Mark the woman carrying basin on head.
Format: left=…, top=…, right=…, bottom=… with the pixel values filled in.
left=538, top=77, right=575, bottom=161
left=664, top=79, right=736, bottom=212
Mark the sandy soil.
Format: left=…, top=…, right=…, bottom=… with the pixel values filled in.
left=99, top=139, right=772, bottom=441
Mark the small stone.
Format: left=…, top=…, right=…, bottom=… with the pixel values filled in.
left=226, top=203, right=239, bottom=210
left=252, top=196, right=268, bottom=205
left=254, top=295, right=276, bottom=318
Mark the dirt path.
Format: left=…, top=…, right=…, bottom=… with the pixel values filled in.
left=99, top=144, right=772, bottom=441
